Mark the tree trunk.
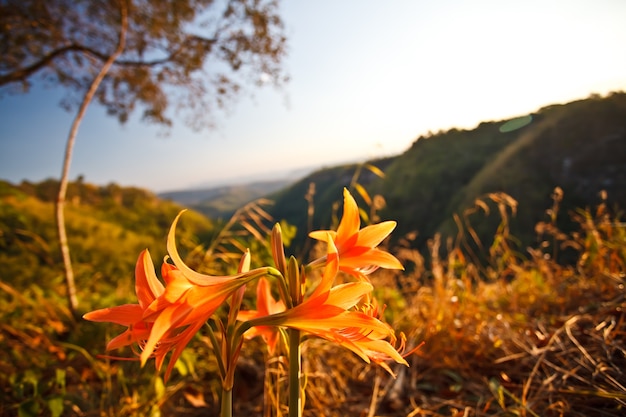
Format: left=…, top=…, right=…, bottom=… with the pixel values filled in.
left=56, top=0, right=128, bottom=318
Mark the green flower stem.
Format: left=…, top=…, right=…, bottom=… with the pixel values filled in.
left=275, top=270, right=292, bottom=309
left=289, top=328, right=302, bottom=417
left=221, top=387, right=233, bottom=417
left=287, top=256, right=301, bottom=304
left=204, top=322, right=226, bottom=378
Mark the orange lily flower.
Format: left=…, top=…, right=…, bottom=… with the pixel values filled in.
left=309, top=188, right=403, bottom=277
left=303, top=319, right=409, bottom=376
left=237, top=277, right=286, bottom=354
left=326, top=300, right=413, bottom=376
left=140, top=211, right=269, bottom=367
left=85, top=211, right=270, bottom=380
left=246, top=237, right=408, bottom=373
left=84, top=249, right=200, bottom=380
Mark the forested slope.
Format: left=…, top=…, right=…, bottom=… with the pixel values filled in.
left=269, top=92, right=626, bottom=255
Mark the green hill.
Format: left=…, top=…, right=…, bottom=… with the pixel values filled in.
left=0, top=179, right=214, bottom=313
left=268, top=92, right=626, bottom=256
left=433, top=93, right=626, bottom=247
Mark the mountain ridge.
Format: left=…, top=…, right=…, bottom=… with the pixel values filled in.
left=267, top=91, right=626, bottom=254
left=4, top=91, right=624, bottom=258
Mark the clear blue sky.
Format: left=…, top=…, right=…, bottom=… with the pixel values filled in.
left=1, top=0, right=625, bottom=192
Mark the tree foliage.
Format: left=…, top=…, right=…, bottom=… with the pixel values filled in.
left=0, top=0, right=288, bottom=130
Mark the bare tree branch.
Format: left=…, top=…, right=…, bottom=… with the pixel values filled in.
left=0, top=34, right=219, bottom=87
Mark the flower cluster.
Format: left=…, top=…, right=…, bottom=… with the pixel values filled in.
left=85, top=188, right=411, bottom=389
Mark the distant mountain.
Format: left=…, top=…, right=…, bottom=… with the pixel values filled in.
left=158, top=179, right=292, bottom=219
left=185, top=165, right=319, bottom=190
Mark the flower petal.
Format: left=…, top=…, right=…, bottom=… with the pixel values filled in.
left=141, top=302, right=193, bottom=365
left=309, top=237, right=339, bottom=299
left=357, top=339, right=409, bottom=366
left=336, top=188, right=361, bottom=244
left=106, top=324, right=151, bottom=351
left=308, top=230, right=337, bottom=242
left=340, top=249, right=404, bottom=271
left=163, top=321, right=204, bottom=381
left=325, top=282, right=373, bottom=309
left=83, top=304, right=144, bottom=325
left=355, top=221, right=397, bottom=248
left=135, top=250, right=164, bottom=308
left=166, top=211, right=238, bottom=286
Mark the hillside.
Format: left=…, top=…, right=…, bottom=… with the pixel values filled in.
left=268, top=92, right=626, bottom=256
left=0, top=179, right=214, bottom=312
left=413, top=92, right=626, bottom=250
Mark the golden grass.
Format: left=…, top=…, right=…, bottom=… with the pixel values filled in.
left=1, top=190, right=624, bottom=416
left=235, top=189, right=626, bottom=417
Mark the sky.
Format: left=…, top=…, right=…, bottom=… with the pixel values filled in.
left=1, top=0, right=625, bottom=193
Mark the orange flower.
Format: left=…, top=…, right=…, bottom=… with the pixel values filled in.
left=304, top=317, right=409, bottom=376
left=247, top=237, right=408, bottom=373
left=309, top=188, right=403, bottom=277
left=237, top=277, right=286, bottom=354
left=84, top=249, right=199, bottom=380
left=327, top=300, right=412, bottom=376
left=85, top=211, right=270, bottom=380
left=140, top=211, right=268, bottom=367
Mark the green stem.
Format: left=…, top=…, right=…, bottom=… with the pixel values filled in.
left=276, top=269, right=293, bottom=309
left=221, top=387, right=233, bottom=417
left=288, top=328, right=302, bottom=417
left=204, top=322, right=226, bottom=378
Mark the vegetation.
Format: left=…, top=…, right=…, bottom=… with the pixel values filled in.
left=269, top=92, right=626, bottom=258
left=1, top=92, right=625, bottom=416
left=0, top=179, right=213, bottom=308
left=2, top=175, right=625, bottom=416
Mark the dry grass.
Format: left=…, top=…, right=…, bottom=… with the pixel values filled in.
left=229, top=189, right=626, bottom=417
left=1, top=190, right=624, bottom=416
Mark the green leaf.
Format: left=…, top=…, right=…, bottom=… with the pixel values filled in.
left=55, top=368, right=66, bottom=392
left=488, top=378, right=506, bottom=408
left=22, top=370, right=39, bottom=397
left=153, top=376, right=165, bottom=400
left=442, top=369, right=463, bottom=384
left=358, top=207, right=370, bottom=224
left=150, top=404, right=162, bottom=417
left=180, top=349, right=196, bottom=376
left=174, top=357, right=188, bottom=377
left=47, top=396, right=64, bottom=417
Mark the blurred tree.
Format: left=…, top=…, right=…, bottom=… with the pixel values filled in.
left=0, top=0, right=288, bottom=130
left=0, top=0, right=288, bottom=317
